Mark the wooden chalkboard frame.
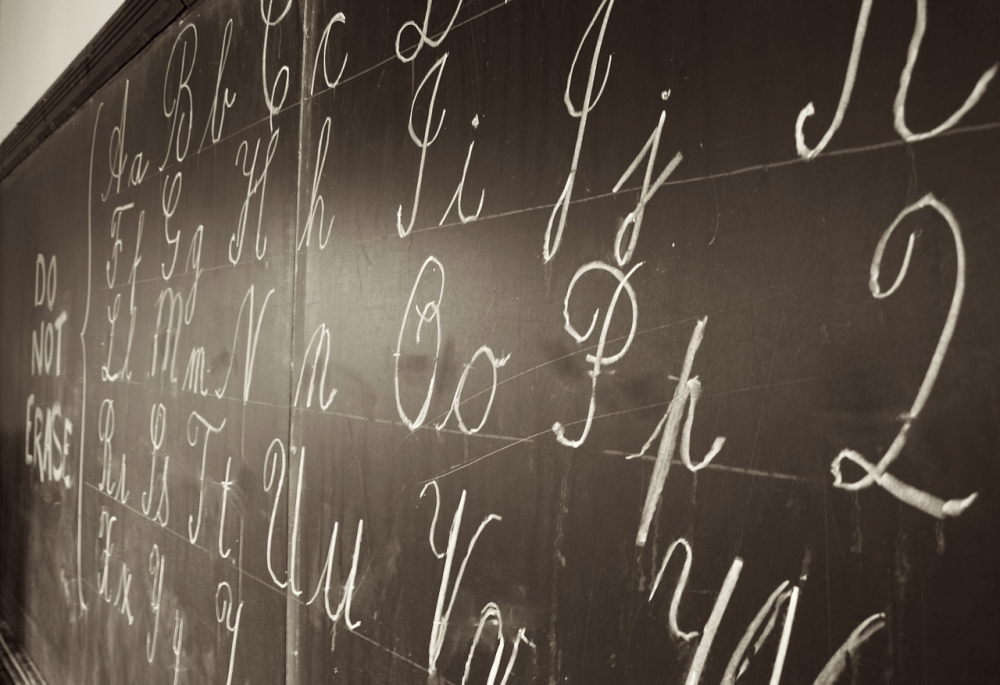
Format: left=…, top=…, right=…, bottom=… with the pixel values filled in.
left=0, top=616, right=44, bottom=684
left=0, top=0, right=199, bottom=181
left=1, top=1, right=998, bottom=683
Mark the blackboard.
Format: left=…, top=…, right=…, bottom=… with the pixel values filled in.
left=1, top=0, right=998, bottom=683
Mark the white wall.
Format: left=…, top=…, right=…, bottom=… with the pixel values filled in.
left=0, top=0, right=126, bottom=142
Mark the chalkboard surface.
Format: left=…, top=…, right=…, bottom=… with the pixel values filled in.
left=1, top=1, right=998, bottom=684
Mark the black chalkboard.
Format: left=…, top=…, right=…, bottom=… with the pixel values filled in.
left=2, top=1, right=999, bottom=684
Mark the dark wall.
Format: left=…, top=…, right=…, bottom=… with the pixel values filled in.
left=1, top=1, right=998, bottom=684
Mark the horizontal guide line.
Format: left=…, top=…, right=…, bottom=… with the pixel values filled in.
left=290, top=404, right=815, bottom=483
left=97, top=257, right=269, bottom=292
left=322, top=119, right=1000, bottom=250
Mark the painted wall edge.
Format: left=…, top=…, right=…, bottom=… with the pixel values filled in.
left=0, top=0, right=201, bottom=181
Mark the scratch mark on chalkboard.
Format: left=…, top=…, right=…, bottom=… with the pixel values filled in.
left=850, top=493, right=863, bottom=555
left=421, top=426, right=552, bottom=482
left=581, top=558, right=597, bottom=666
left=822, top=486, right=834, bottom=653
left=698, top=366, right=873, bottom=399
left=349, top=421, right=374, bottom=566
left=547, top=458, right=571, bottom=685
left=905, top=145, right=919, bottom=199
left=735, top=309, right=784, bottom=555
left=348, top=628, right=433, bottom=676
left=700, top=143, right=721, bottom=245
left=484, top=290, right=497, bottom=326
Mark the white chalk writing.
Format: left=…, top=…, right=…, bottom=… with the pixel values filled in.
left=24, top=395, right=72, bottom=487
left=612, top=110, right=683, bottom=266
left=795, top=0, right=872, bottom=159
left=97, top=509, right=134, bottom=624
left=293, top=323, right=337, bottom=409
left=422, top=481, right=501, bottom=678
left=894, top=0, right=997, bottom=142
left=461, top=602, right=533, bottom=685
left=187, top=411, right=226, bottom=544
left=97, top=399, right=129, bottom=504
left=141, top=402, right=170, bottom=526
left=215, top=581, right=243, bottom=685
left=312, top=12, right=347, bottom=95
left=633, top=317, right=725, bottom=546
left=146, top=545, right=166, bottom=663
left=543, top=0, right=615, bottom=262
left=298, top=117, right=336, bottom=251
left=230, top=130, right=278, bottom=264
left=830, top=194, right=977, bottom=519
left=397, top=54, right=448, bottom=238
left=395, top=256, right=445, bottom=429
left=200, top=18, right=236, bottom=151
left=261, top=0, right=292, bottom=128
left=214, top=285, right=275, bottom=404
left=552, top=260, right=640, bottom=448
left=395, top=0, right=464, bottom=63
left=159, top=24, right=198, bottom=171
